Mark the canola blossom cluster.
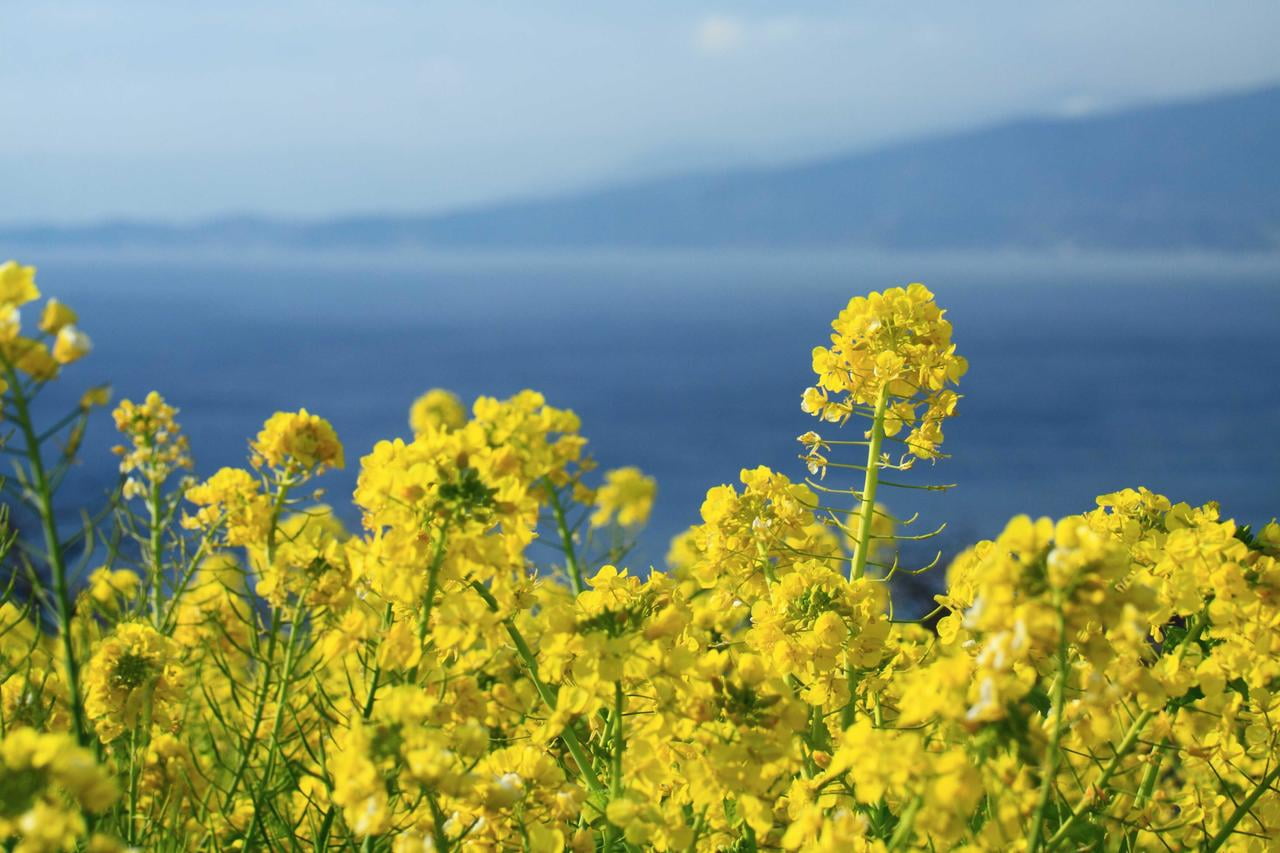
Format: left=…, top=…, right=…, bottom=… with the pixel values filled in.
left=0, top=261, right=1277, bottom=853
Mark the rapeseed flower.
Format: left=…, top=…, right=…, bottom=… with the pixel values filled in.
left=590, top=466, right=656, bottom=528
left=83, top=623, right=187, bottom=743
left=1, top=263, right=1276, bottom=851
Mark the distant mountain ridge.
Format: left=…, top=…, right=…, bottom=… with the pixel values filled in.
left=7, top=85, right=1280, bottom=252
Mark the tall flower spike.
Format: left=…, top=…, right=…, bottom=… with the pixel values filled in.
left=801, top=284, right=965, bottom=582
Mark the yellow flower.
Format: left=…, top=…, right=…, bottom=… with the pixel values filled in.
left=86, top=568, right=141, bottom=612
left=252, top=505, right=352, bottom=608
left=79, top=385, right=112, bottom=410
left=11, top=339, right=58, bottom=380
left=38, top=299, right=77, bottom=335
left=804, top=283, right=966, bottom=458
left=252, top=408, right=344, bottom=473
left=589, top=466, right=656, bottom=528
left=0, top=727, right=117, bottom=852
left=112, top=391, right=192, bottom=492
left=83, top=623, right=188, bottom=743
left=409, top=387, right=466, bottom=435
left=183, top=467, right=272, bottom=546
left=0, top=261, right=40, bottom=308
left=51, top=325, right=91, bottom=364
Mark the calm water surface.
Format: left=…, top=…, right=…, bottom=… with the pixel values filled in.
left=16, top=249, right=1280, bottom=601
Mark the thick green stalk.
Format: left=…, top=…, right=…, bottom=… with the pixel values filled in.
left=849, top=385, right=889, bottom=581
left=362, top=602, right=397, bottom=719
left=838, top=386, right=889, bottom=731
left=1122, top=736, right=1171, bottom=851
left=264, top=479, right=294, bottom=564
left=1134, top=738, right=1170, bottom=807
left=4, top=364, right=90, bottom=746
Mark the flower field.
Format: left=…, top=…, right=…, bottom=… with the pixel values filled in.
left=1, top=259, right=1277, bottom=851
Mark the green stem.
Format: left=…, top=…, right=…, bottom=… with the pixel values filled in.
left=363, top=603, right=396, bottom=719
left=219, top=607, right=282, bottom=812
left=888, top=795, right=922, bottom=850
left=840, top=667, right=859, bottom=730
left=545, top=479, right=585, bottom=594
left=408, top=527, right=449, bottom=683
left=316, top=601, right=397, bottom=853
left=469, top=581, right=604, bottom=795
left=243, top=602, right=306, bottom=848
left=1027, top=604, right=1069, bottom=853
left=148, top=476, right=164, bottom=625
left=215, top=477, right=295, bottom=827
left=426, top=793, right=451, bottom=852
left=264, top=479, right=293, bottom=565
left=1122, top=735, right=1171, bottom=850
left=850, top=385, right=889, bottom=581
left=1134, top=738, right=1168, bottom=807
left=1045, top=616, right=1208, bottom=849
left=611, top=682, right=625, bottom=800
left=837, top=386, right=888, bottom=733
left=3, top=361, right=90, bottom=746
left=1204, top=762, right=1280, bottom=851
left=127, top=725, right=140, bottom=844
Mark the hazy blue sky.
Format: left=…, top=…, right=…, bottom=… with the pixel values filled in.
left=5, top=2, right=1279, bottom=224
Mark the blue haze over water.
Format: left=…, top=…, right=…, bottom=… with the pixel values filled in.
left=18, top=249, right=1280, bottom=604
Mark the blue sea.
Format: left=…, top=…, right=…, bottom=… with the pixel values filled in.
left=15, top=248, right=1280, bottom=602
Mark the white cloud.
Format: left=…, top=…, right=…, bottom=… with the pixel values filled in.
left=1056, top=94, right=1103, bottom=117
left=695, top=14, right=744, bottom=54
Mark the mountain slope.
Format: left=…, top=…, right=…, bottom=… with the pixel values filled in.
left=8, top=85, right=1280, bottom=252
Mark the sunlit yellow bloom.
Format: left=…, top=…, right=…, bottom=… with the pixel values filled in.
left=803, top=283, right=965, bottom=458
left=0, top=261, right=40, bottom=308
left=112, top=391, right=192, bottom=497
left=51, top=326, right=91, bottom=364
left=183, top=467, right=271, bottom=546
left=589, top=466, right=656, bottom=528
left=85, top=568, right=141, bottom=613
left=11, top=339, right=58, bottom=380
left=38, top=299, right=77, bottom=335
left=252, top=505, right=352, bottom=607
left=79, top=385, right=112, bottom=410
left=252, top=408, right=344, bottom=473
left=83, top=623, right=188, bottom=743
left=409, top=387, right=466, bottom=435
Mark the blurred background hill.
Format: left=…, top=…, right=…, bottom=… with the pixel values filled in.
left=6, top=85, right=1280, bottom=252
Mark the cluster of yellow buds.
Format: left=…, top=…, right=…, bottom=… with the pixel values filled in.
left=112, top=391, right=193, bottom=499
